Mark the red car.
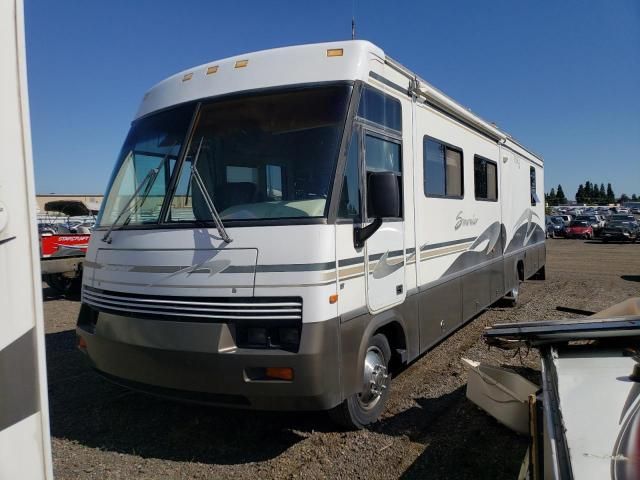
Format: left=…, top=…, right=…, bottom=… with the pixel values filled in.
left=565, top=220, right=593, bottom=239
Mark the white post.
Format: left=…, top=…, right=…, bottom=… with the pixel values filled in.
left=0, top=0, right=54, bottom=478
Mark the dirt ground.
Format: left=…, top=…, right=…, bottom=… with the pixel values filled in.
left=44, top=239, right=640, bottom=479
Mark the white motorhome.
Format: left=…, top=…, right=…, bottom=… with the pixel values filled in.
left=77, top=40, right=545, bottom=428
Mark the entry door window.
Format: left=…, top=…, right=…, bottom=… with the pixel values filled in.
left=364, top=133, right=402, bottom=218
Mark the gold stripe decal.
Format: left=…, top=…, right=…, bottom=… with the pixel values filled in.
left=420, top=242, right=473, bottom=261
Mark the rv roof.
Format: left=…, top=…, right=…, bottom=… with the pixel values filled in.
left=136, top=40, right=541, bottom=162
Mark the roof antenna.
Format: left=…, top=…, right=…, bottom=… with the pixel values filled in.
left=351, top=0, right=356, bottom=39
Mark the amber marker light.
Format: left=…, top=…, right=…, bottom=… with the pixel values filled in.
left=234, top=59, right=249, bottom=68
left=77, top=336, right=87, bottom=350
left=206, top=65, right=219, bottom=75
left=329, top=294, right=339, bottom=304
left=265, top=367, right=294, bottom=381
left=182, top=72, right=193, bottom=82
left=326, top=48, right=344, bottom=57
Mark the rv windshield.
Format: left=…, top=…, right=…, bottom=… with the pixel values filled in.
left=167, top=85, right=352, bottom=223
left=97, top=104, right=195, bottom=227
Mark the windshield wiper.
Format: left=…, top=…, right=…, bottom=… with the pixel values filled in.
left=189, top=137, right=232, bottom=243
left=101, top=157, right=161, bottom=244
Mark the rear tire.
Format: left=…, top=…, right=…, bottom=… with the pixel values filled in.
left=531, top=265, right=546, bottom=280
left=501, top=263, right=521, bottom=307
left=44, top=273, right=81, bottom=296
left=329, top=334, right=391, bottom=430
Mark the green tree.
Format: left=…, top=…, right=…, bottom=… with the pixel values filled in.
left=576, top=184, right=585, bottom=203
left=620, top=193, right=630, bottom=204
left=606, top=183, right=615, bottom=204
left=584, top=181, right=593, bottom=203
left=547, top=188, right=557, bottom=206
left=632, top=194, right=638, bottom=201
left=556, top=184, right=567, bottom=204
left=598, top=183, right=606, bottom=204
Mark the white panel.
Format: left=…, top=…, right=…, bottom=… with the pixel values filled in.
left=0, top=413, right=48, bottom=480
left=84, top=224, right=338, bottom=323
left=555, top=353, right=635, bottom=479
left=336, top=224, right=365, bottom=317
left=0, top=1, right=53, bottom=476
left=137, top=41, right=384, bottom=119
left=413, top=102, right=501, bottom=286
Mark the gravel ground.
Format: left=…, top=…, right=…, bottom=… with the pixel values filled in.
left=44, top=239, right=640, bottom=479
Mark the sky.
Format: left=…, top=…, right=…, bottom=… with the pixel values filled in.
left=26, top=0, right=640, bottom=200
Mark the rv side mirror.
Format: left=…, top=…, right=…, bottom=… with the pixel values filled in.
left=368, top=172, right=400, bottom=218
left=354, top=172, right=400, bottom=248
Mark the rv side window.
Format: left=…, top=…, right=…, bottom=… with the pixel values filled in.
left=365, top=133, right=402, bottom=218
left=530, top=166, right=540, bottom=206
left=423, top=137, right=463, bottom=198
left=357, top=86, right=402, bottom=132
left=266, top=165, right=283, bottom=200
left=226, top=166, right=257, bottom=184
left=474, top=156, right=498, bottom=201
left=338, top=132, right=361, bottom=219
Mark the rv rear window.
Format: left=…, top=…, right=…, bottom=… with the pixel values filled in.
left=530, top=166, right=540, bottom=206
left=474, top=156, right=498, bottom=201
left=423, top=137, right=463, bottom=198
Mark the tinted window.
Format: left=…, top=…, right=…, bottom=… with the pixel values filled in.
left=530, top=166, right=540, bottom=205
left=98, top=103, right=194, bottom=227
left=358, top=87, right=402, bottom=131
left=365, top=134, right=402, bottom=218
left=338, top=132, right=361, bottom=219
left=474, top=156, right=498, bottom=201
left=266, top=165, right=283, bottom=200
left=423, top=137, right=463, bottom=197
left=365, top=135, right=401, bottom=173
left=166, top=85, right=352, bottom=222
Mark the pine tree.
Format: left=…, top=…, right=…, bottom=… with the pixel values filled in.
left=632, top=194, right=638, bottom=201
left=556, top=184, right=567, bottom=204
left=607, top=183, right=615, bottom=204
left=584, top=181, right=592, bottom=204
left=599, top=184, right=606, bottom=204
left=548, top=188, right=557, bottom=206
left=620, top=194, right=630, bottom=204
left=576, top=184, right=585, bottom=203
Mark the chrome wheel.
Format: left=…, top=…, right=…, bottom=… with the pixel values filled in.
left=357, top=346, right=389, bottom=410
left=511, top=282, right=519, bottom=301
left=329, top=333, right=392, bottom=429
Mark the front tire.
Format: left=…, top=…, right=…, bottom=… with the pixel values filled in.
left=329, top=334, right=391, bottom=429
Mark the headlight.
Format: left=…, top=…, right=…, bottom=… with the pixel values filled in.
left=247, top=327, right=268, bottom=346
left=279, top=327, right=300, bottom=346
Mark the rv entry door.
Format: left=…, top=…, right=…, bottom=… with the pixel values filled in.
left=363, top=131, right=406, bottom=312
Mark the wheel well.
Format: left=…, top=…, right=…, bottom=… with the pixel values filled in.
left=374, top=321, right=406, bottom=373
left=517, top=260, right=525, bottom=281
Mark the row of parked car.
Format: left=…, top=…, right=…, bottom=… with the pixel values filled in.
left=546, top=212, right=639, bottom=242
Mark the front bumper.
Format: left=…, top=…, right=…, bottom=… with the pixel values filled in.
left=76, top=305, right=342, bottom=410
left=602, top=231, right=634, bottom=241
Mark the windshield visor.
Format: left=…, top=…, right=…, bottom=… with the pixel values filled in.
left=167, top=85, right=352, bottom=223
left=97, top=104, right=195, bottom=227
